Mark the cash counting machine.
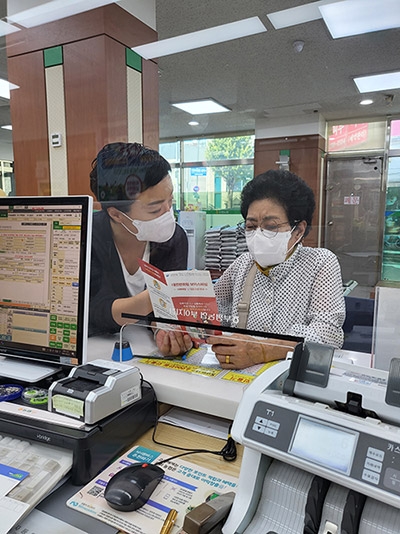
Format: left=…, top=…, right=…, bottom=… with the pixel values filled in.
left=222, top=342, right=400, bottom=534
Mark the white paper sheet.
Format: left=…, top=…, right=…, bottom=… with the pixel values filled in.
left=0, top=474, right=20, bottom=498
left=0, top=495, right=30, bottom=534
left=158, top=406, right=231, bottom=440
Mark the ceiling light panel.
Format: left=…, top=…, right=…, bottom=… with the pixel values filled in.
left=0, top=20, right=20, bottom=37
left=354, top=71, right=400, bottom=93
left=172, top=99, right=230, bottom=115
left=319, top=0, right=400, bottom=38
left=0, top=79, right=19, bottom=100
left=267, top=0, right=342, bottom=29
left=133, top=17, right=267, bottom=60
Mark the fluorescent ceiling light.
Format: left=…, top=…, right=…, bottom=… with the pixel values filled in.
left=132, top=17, right=266, bottom=60
left=354, top=71, right=400, bottom=93
left=172, top=99, right=230, bottom=115
left=0, top=20, right=20, bottom=37
left=188, top=120, right=200, bottom=126
left=1, top=125, right=12, bottom=130
left=360, top=99, right=373, bottom=105
left=319, top=0, right=400, bottom=38
left=0, top=79, right=19, bottom=100
left=7, top=0, right=114, bottom=28
left=267, top=0, right=342, bottom=29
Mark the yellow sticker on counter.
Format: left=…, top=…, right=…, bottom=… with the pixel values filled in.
left=52, top=394, right=84, bottom=418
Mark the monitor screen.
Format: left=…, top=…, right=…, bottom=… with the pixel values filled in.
left=0, top=196, right=92, bottom=369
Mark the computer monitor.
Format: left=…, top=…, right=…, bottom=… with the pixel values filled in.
left=0, top=196, right=92, bottom=380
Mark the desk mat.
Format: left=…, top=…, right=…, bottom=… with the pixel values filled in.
left=67, top=444, right=238, bottom=534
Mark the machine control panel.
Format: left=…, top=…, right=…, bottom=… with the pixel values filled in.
left=244, top=399, right=400, bottom=503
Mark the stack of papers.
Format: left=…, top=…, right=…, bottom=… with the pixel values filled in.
left=205, top=225, right=247, bottom=271
left=0, top=441, right=72, bottom=534
left=220, top=226, right=248, bottom=269
left=204, top=225, right=226, bottom=270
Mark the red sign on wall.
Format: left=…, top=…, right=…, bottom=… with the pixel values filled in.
left=328, top=123, right=369, bottom=152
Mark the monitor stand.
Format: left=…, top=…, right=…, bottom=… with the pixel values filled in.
left=0, top=356, right=61, bottom=383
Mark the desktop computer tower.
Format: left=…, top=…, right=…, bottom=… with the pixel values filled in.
left=178, top=211, right=206, bottom=270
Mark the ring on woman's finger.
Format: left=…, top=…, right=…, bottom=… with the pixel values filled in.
left=225, top=355, right=231, bottom=364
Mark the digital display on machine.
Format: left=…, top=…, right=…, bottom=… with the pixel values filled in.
left=289, top=416, right=358, bottom=475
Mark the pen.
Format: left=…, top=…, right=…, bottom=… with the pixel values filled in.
left=160, top=508, right=178, bottom=534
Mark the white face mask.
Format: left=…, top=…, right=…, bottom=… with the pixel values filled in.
left=120, top=208, right=176, bottom=242
left=246, top=227, right=300, bottom=268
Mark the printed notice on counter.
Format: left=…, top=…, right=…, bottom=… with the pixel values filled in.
left=67, top=444, right=238, bottom=534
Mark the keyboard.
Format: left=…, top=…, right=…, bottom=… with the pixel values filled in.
left=0, top=433, right=73, bottom=530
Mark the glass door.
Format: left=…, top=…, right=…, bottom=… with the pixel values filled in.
left=325, top=156, right=384, bottom=288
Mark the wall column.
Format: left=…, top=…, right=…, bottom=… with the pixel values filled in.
left=6, top=4, right=159, bottom=196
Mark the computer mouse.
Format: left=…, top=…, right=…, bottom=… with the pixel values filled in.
left=104, top=462, right=165, bottom=512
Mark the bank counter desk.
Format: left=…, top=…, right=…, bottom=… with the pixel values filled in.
left=87, top=326, right=248, bottom=420
left=3, top=334, right=391, bottom=534
left=87, top=334, right=400, bottom=533
left=86, top=326, right=371, bottom=422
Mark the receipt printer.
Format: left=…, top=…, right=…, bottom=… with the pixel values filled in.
left=48, top=359, right=142, bottom=424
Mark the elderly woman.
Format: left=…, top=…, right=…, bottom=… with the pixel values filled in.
left=208, top=169, right=345, bottom=368
left=156, top=169, right=345, bottom=369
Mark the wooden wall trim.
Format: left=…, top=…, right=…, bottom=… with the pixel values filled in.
left=8, top=50, right=50, bottom=196
left=64, top=35, right=128, bottom=196
left=256, top=134, right=326, bottom=152
left=142, top=59, right=159, bottom=149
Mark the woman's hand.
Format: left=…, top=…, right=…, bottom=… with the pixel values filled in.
left=207, top=333, right=295, bottom=369
left=155, top=329, right=194, bottom=357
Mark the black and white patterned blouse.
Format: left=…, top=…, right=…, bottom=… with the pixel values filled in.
left=214, top=244, right=345, bottom=347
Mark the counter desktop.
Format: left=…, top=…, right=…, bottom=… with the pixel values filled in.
left=1, top=314, right=394, bottom=534
left=87, top=317, right=371, bottom=421
left=93, top=319, right=292, bottom=420
left=46, top=337, right=400, bottom=533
